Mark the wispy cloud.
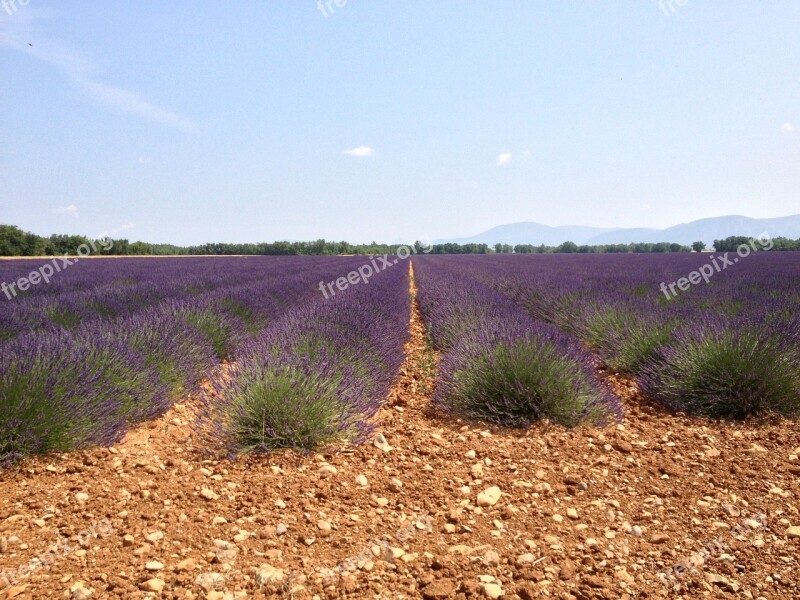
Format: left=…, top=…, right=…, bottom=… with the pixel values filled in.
left=343, top=146, right=376, bottom=158
left=0, top=11, right=197, bottom=132
left=79, top=80, right=197, bottom=132
left=109, top=222, right=136, bottom=235
left=495, top=152, right=512, bottom=167
left=781, top=122, right=794, bottom=134
left=138, top=156, right=154, bottom=164
left=52, top=204, right=79, bottom=218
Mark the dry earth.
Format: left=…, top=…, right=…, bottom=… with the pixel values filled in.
left=1, top=267, right=800, bottom=599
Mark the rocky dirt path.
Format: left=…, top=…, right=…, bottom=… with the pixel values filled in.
left=1, top=264, right=800, bottom=599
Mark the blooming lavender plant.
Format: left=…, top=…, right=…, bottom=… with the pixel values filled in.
left=0, top=330, right=166, bottom=462
left=638, top=317, right=800, bottom=419
left=201, top=263, right=410, bottom=454
left=414, top=257, right=620, bottom=427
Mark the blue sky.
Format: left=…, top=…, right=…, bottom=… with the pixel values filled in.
left=1, top=2, right=798, bottom=245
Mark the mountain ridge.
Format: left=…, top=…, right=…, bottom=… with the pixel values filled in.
left=435, top=214, right=800, bottom=246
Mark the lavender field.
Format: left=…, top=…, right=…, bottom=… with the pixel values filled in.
left=415, top=252, right=800, bottom=419
left=0, top=256, right=370, bottom=461
left=2, top=252, right=800, bottom=465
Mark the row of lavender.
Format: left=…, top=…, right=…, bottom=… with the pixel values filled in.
left=0, top=257, right=368, bottom=462
left=0, top=257, right=343, bottom=339
left=413, top=258, right=621, bottom=427
left=199, top=261, right=410, bottom=455
left=418, top=253, right=800, bottom=419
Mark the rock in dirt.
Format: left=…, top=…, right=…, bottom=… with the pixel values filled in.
left=200, top=488, right=219, bottom=500
left=255, top=564, right=285, bottom=586
left=650, top=533, right=670, bottom=544
left=69, top=582, right=93, bottom=600
left=477, top=486, right=502, bottom=507
left=705, top=573, right=740, bottom=593
left=373, top=433, right=393, bottom=452
left=139, top=579, right=165, bottom=593
left=195, top=573, right=225, bottom=592
left=212, top=539, right=238, bottom=564
left=176, top=558, right=196, bottom=572
left=785, top=526, right=800, bottom=539
left=422, top=580, right=457, bottom=599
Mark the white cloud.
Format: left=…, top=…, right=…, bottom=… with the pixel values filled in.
left=343, top=146, right=376, bottom=157
left=496, top=152, right=512, bottom=167
left=0, top=12, right=197, bottom=132
left=109, top=222, right=136, bottom=235
left=138, top=156, right=153, bottom=164
left=781, top=122, right=794, bottom=134
left=52, top=204, right=79, bottom=218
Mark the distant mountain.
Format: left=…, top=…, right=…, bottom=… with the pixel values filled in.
left=437, top=223, right=615, bottom=246
left=435, top=215, right=800, bottom=247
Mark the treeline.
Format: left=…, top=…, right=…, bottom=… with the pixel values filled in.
left=502, top=241, right=691, bottom=253
left=186, top=240, right=431, bottom=256
left=713, top=235, right=800, bottom=252
left=3, top=224, right=800, bottom=257
left=186, top=241, right=494, bottom=255
left=0, top=224, right=489, bottom=257
left=0, top=226, right=186, bottom=256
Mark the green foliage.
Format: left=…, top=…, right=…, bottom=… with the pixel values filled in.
left=428, top=243, right=491, bottom=254
left=0, top=341, right=161, bottom=461
left=583, top=307, right=674, bottom=375
left=46, top=307, right=82, bottom=329
left=45, top=234, right=92, bottom=256
left=440, top=339, right=608, bottom=428
left=0, top=225, right=47, bottom=256
left=714, top=235, right=800, bottom=252
left=0, top=363, right=75, bottom=459
left=513, top=241, right=693, bottom=254
left=713, top=236, right=754, bottom=252
left=557, top=241, right=579, bottom=253
left=642, top=327, right=800, bottom=419
left=692, top=241, right=706, bottom=252
left=220, top=365, right=358, bottom=452
left=181, top=309, right=239, bottom=360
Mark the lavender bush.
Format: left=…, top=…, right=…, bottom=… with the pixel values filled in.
left=0, top=331, right=166, bottom=463
left=414, top=258, right=620, bottom=427
left=638, top=318, right=800, bottom=419
left=200, top=262, right=410, bottom=454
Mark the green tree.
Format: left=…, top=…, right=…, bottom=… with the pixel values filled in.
left=556, top=241, right=578, bottom=253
